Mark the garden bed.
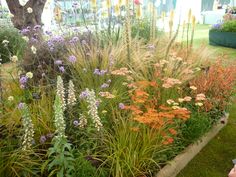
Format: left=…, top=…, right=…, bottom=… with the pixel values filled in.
left=156, top=113, right=229, bottom=177
left=209, top=30, right=236, bottom=48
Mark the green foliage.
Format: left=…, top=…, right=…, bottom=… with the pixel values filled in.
left=181, top=112, right=211, bottom=144
left=221, top=20, right=236, bottom=32
left=98, top=117, right=168, bottom=177
left=0, top=26, right=27, bottom=63
left=46, top=137, right=75, bottom=177
left=131, top=18, right=151, bottom=42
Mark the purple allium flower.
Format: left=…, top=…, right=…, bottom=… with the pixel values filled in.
left=79, top=90, right=89, bottom=99
left=73, top=120, right=79, bottom=127
left=100, top=70, right=107, bottom=75
left=31, top=37, right=38, bottom=43
left=101, top=83, right=109, bottom=88
left=19, top=76, right=28, bottom=84
left=68, top=55, right=77, bottom=63
left=21, top=28, right=30, bottom=35
left=45, top=30, right=52, bottom=36
left=40, top=135, right=47, bottom=144
left=69, top=36, right=79, bottom=44
left=212, top=23, right=222, bottom=29
left=51, top=35, right=65, bottom=43
left=95, top=100, right=100, bottom=107
left=94, top=68, right=101, bottom=75
left=59, top=66, right=65, bottom=73
left=55, top=60, right=63, bottom=65
left=33, top=25, right=41, bottom=30
left=119, top=103, right=125, bottom=110
left=18, top=102, right=25, bottom=109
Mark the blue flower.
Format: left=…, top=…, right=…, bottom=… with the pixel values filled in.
left=40, top=135, right=47, bottom=144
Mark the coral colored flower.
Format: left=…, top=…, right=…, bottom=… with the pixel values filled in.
left=169, top=128, right=177, bottom=135
left=196, top=93, right=206, bottom=101
left=184, top=96, right=192, bottom=102
left=190, top=86, right=197, bottom=90
left=163, top=138, right=174, bottom=145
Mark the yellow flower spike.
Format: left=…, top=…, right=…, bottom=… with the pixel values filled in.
left=170, top=10, right=174, bottom=21
left=91, top=0, right=97, bottom=8
left=162, top=11, right=166, bottom=20
left=118, top=0, right=123, bottom=6
left=192, top=15, right=196, bottom=28
left=115, top=4, right=120, bottom=16
left=136, top=5, right=142, bottom=19
left=126, top=0, right=129, bottom=6
left=188, top=8, right=192, bottom=23
left=106, top=0, right=111, bottom=8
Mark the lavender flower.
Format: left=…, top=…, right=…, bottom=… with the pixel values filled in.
left=59, top=66, right=65, bottom=73
left=45, top=30, right=52, bottom=36
left=40, top=135, right=47, bottom=144
left=119, top=103, right=125, bottom=109
left=73, top=120, right=79, bottom=127
left=94, top=68, right=101, bottom=75
left=19, top=76, right=28, bottom=84
left=55, top=60, right=63, bottom=65
left=212, top=23, right=222, bottom=30
left=69, top=36, right=79, bottom=44
left=79, top=90, right=89, bottom=99
left=68, top=55, right=77, bottom=63
left=101, top=83, right=109, bottom=88
left=18, top=102, right=25, bottom=109
left=21, top=28, right=30, bottom=35
left=33, top=25, right=41, bottom=31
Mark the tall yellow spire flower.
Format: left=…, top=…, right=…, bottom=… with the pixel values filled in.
left=188, top=9, right=192, bottom=23
left=136, top=5, right=142, bottom=19
left=91, top=0, right=97, bottom=8
left=106, top=0, right=111, bottom=8
left=115, top=4, right=120, bottom=16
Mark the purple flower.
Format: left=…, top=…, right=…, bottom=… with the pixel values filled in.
left=212, top=23, right=222, bottom=29
left=40, top=135, right=47, bottom=144
left=45, top=30, right=52, bottom=36
left=18, top=102, right=25, bottom=109
left=73, top=120, right=79, bottom=127
left=100, top=70, right=107, bottom=75
left=101, top=83, right=109, bottom=88
left=31, top=37, right=38, bottom=43
left=79, top=90, right=89, bottom=99
left=33, top=25, right=41, bottom=30
left=51, top=35, right=64, bottom=43
left=21, top=28, right=30, bottom=35
left=69, top=36, right=79, bottom=44
left=94, top=68, right=101, bottom=75
left=68, top=55, right=77, bottom=63
left=95, top=100, right=100, bottom=107
left=19, top=76, right=28, bottom=84
left=119, top=103, right=125, bottom=110
left=55, top=60, right=63, bottom=65
left=59, top=66, right=65, bottom=73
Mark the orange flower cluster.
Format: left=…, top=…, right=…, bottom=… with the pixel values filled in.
left=125, top=80, right=190, bottom=130
left=190, top=61, right=236, bottom=111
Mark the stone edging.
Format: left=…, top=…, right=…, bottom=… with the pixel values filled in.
left=156, top=113, right=229, bottom=177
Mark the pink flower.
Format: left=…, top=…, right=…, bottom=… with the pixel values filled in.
left=134, top=0, right=141, bottom=5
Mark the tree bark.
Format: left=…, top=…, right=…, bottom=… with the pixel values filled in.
left=6, top=0, right=47, bottom=30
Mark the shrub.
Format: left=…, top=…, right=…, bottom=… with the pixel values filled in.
left=0, top=26, right=27, bottom=64
left=221, top=20, right=236, bottom=32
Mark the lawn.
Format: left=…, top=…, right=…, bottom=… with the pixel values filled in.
left=177, top=24, right=236, bottom=177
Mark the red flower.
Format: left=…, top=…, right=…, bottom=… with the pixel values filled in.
left=134, top=0, right=141, bottom=5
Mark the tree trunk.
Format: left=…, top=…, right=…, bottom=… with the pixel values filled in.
left=6, top=0, right=47, bottom=30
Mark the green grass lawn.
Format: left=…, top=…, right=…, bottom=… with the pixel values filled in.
left=177, top=24, right=236, bottom=177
